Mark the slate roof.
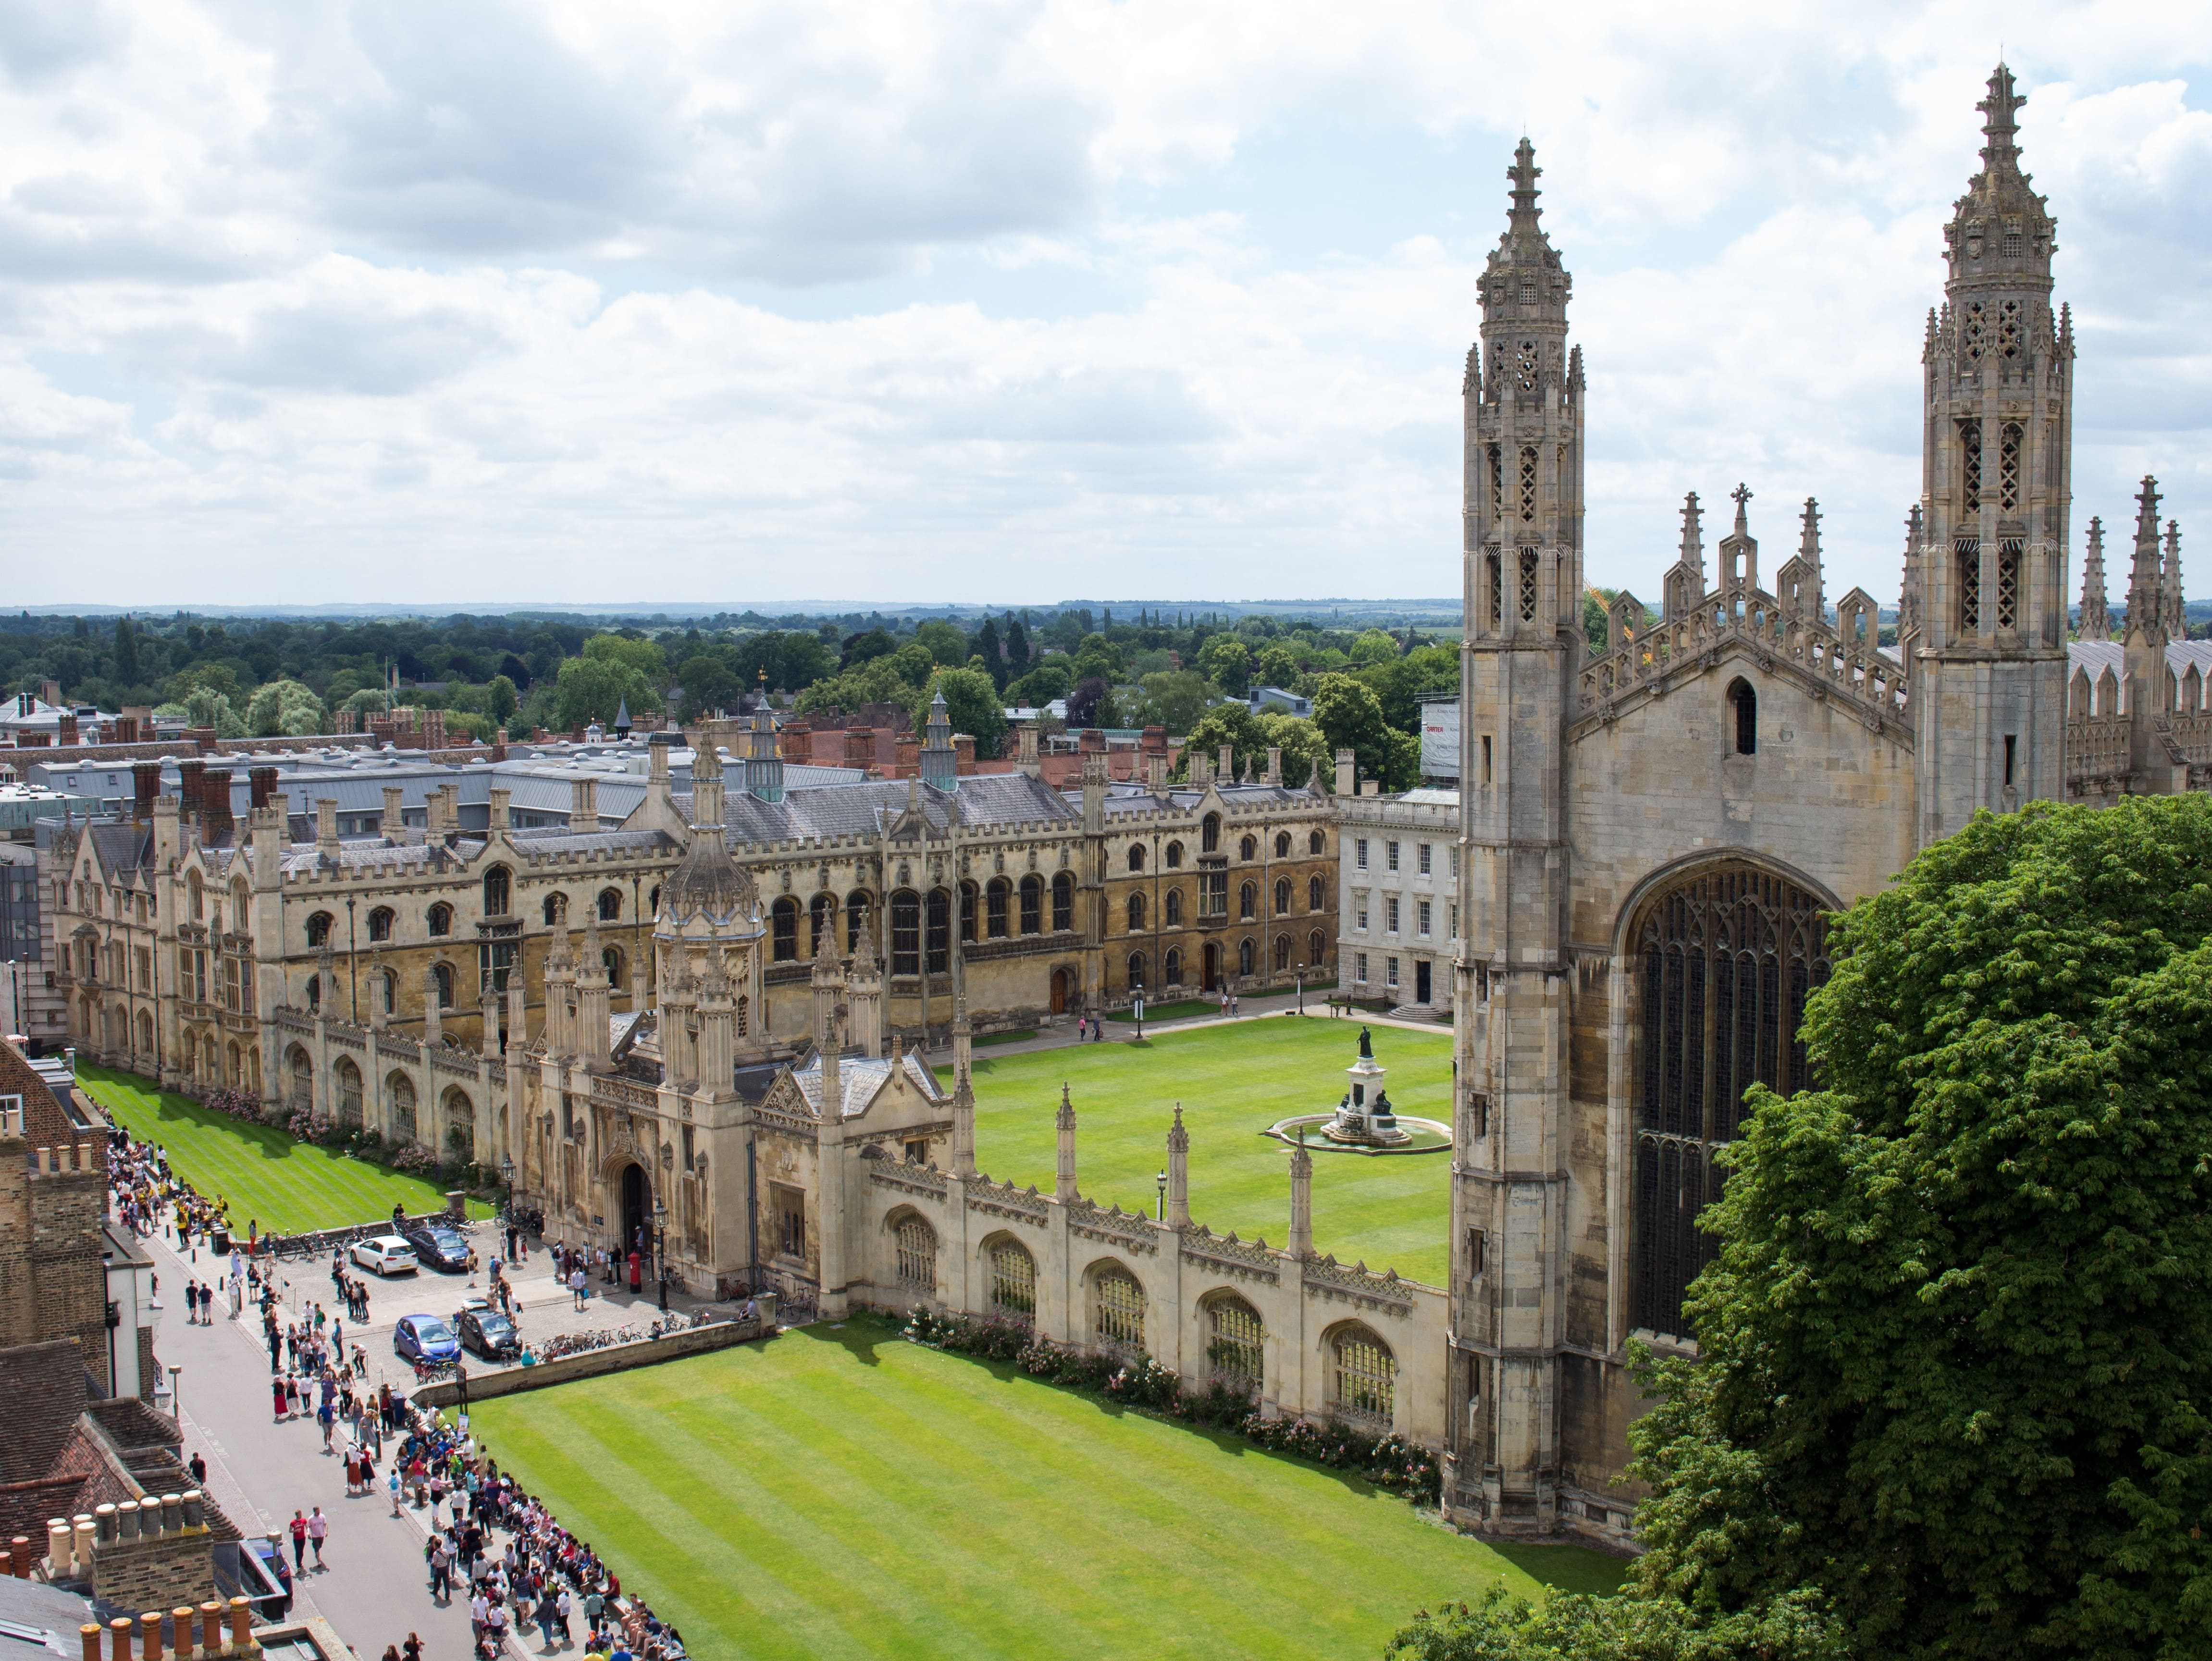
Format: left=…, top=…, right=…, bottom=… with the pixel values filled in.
left=679, top=772, right=1077, bottom=846
left=788, top=1048, right=948, bottom=1119
left=2067, top=639, right=2212, bottom=679
left=1094, top=783, right=1317, bottom=819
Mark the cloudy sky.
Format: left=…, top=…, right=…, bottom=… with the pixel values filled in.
left=3, top=1, right=2208, bottom=610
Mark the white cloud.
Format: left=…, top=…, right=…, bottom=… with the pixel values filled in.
left=1, top=0, right=2210, bottom=606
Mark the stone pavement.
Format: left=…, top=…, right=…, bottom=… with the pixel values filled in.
left=144, top=1227, right=485, bottom=1661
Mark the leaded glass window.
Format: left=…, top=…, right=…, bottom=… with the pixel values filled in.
left=895, top=1218, right=937, bottom=1291
left=988, top=1239, right=1036, bottom=1325
left=1519, top=549, right=1540, bottom=624
left=1960, top=418, right=1982, bottom=503
left=1957, top=540, right=1982, bottom=633
left=1094, top=1268, right=1145, bottom=1351
left=1999, top=421, right=2022, bottom=512
left=1633, top=867, right=1830, bottom=1338
left=1207, top=1296, right=1264, bottom=1391
left=1330, top=1326, right=1395, bottom=1426
left=1997, top=538, right=2022, bottom=633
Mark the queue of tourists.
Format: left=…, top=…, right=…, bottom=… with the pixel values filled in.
left=394, top=1406, right=689, bottom=1659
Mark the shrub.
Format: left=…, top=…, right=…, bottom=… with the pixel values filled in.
left=390, top=1144, right=437, bottom=1175
left=900, top=1304, right=1440, bottom=1506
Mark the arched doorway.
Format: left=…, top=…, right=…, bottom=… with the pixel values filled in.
left=620, top=1163, right=649, bottom=1263
left=1201, top=942, right=1220, bottom=992
left=1049, top=968, right=1070, bottom=1015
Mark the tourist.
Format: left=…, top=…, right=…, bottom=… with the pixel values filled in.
left=307, top=1506, right=328, bottom=1568
left=287, top=1510, right=308, bottom=1572
left=571, top=1264, right=587, bottom=1309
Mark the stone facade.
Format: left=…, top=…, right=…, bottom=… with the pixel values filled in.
left=1444, top=70, right=2212, bottom=1545
left=1335, top=787, right=1461, bottom=1010
left=47, top=698, right=1337, bottom=1176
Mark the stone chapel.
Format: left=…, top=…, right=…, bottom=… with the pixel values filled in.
left=1442, top=66, right=2212, bottom=1543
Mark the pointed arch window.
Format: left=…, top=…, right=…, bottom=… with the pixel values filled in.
left=1959, top=419, right=1982, bottom=504
left=1632, top=867, right=1830, bottom=1339
left=1996, top=537, right=2022, bottom=634
left=1518, top=549, right=1540, bottom=624
left=926, top=888, right=951, bottom=974
left=1998, top=421, right=2022, bottom=513
left=890, top=890, right=920, bottom=976
left=1957, top=539, right=1982, bottom=633
left=1728, top=680, right=1757, bottom=756
left=1485, top=551, right=1503, bottom=631
left=1518, top=446, right=1538, bottom=521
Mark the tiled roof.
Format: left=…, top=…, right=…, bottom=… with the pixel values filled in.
left=678, top=772, right=1077, bottom=846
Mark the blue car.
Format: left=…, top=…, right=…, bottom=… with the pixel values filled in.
left=394, top=1314, right=461, bottom=1364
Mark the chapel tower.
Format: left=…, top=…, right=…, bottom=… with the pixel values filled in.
left=1912, top=65, right=2073, bottom=842
left=1446, top=138, right=1584, bottom=1532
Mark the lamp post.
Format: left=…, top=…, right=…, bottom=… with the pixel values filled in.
left=1295, top=963, right=1305, bottom=1018
left=167, top=1364, right=182, bottom=1422
left=499, top=1155, right=516, bottom=1220
left=1132, top=994, right=1144, bottom=1041
left=1155, top=1169, right=1166, bottom=1222
left=653, top=1198, right=669, bottom=1314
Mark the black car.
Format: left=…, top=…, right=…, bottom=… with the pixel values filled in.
left=457, top=1306, right=521, bottom=1361
left=401, top=1223, right=471, bottom=1273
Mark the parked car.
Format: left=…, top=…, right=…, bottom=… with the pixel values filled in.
left=349, top=1236, right=419, bottom=1277
left=457, top=1306, right=522, bottom=1361
left=401, top=1223, right=471, bottom=1273
left=394, top=1314, right=461, bottom=1364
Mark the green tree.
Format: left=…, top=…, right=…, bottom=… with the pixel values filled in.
left=970, top=617, right=1006, bottom=689
left=675, top=655, right=742, bottom=722
left=553, top=655, right=657, bottom=731
left=1198, top=634, right=1252, bottom=697
left=842, top=629, right=896, bottom=669
left=1311, top=673, right=1416, bottom=790
left=776, top=631, right=836, bottom=691
left=1347, top=627, right=1399, bottom=665
left=1070, top=633, right=1125, bottom=685
left=1136, top=670, right=1210, bottom=736
left=1010, top=660, right=1072, bottom=708
left=1254, top=643, right=1300, bottom=689
left=581, top=632, right=666, bottom=683
left=930, top=667, right=1007, bottom=759
left=183, top=686, right=246, bottom=739
left=1633, top=794, right=2212, bottom=1660
left=914, top=620, right=969, bottom=667
left=1004, top=617, right=1032, bottom=679
left=1176, top=701, right=1261, bottom=779
left=244, top=678, right=325, bottom=737
left=485, top=674, right=519, bottom=726
left=1255, top=711, right=1329, bottom=785
left=112, top=617, right=139, bottom=684
left=1385, top=1586, right=1841, bottom=1661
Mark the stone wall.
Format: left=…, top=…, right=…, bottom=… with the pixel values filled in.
left=408, top=1310, right=775, bottom=1412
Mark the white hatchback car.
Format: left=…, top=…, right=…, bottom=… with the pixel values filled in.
left=349, top=1236, right=420, bottom=1277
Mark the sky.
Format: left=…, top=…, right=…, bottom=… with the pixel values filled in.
left=2, top=1, right=2209, bottom=611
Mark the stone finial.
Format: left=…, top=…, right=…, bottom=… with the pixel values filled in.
left=2164, top=519, right=2186, bottom=636
left=1054, top=1083, right=1077, bottom=1202
left=2126, top=476, right=2166, bottom=641
left=1287, top=1127, right=1313, bottom=1259
left=2078, top=516, right=2110, bottom=640
left=1166, top=1103, right=1189, bottom=1227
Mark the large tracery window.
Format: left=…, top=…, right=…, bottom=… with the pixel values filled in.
left=1633, top=866, right=1831, bottom=1340
left=895, top=1216, right=938, bottom=1291
left=987, top=1238, right=1037, bottom=1325
left=1207, top=1295, right=1264, bottom=1391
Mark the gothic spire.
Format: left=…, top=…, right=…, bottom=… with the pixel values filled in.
left=1977, top=62, right=2026, bottom=176
left=2078, top=517, right=2110, bottom=640
left=1508, top=138, right=1542, bottom=233
left=1479, top=136, right=1569, bottom=330
left=1899, top=505, right=1924, bottom=637
left=1679, top=492, right=1704, bottom=577
left=2125, top=476, right=2166, bottom=641
left=2165, top=519, right=2187, bottom=635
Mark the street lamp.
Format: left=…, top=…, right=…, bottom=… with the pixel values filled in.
left=499, top=1155, right=516, bottom=1220
left=1155, top=1169, right=1166, bottom=1222
left=1132, top=994, right=1144, bottom=1041
left=1295, top=963, right=1305, bottom=1017
left=168, top=1364, right=182, bottom=1422
left=653, top=1198, right=669, bottom=1314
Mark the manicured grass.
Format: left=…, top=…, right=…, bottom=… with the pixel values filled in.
left=966, top=1016, right=1451, bottom=1286
left=971, top=1029, right=1037, bottom=1048
left=1104, top=997, right=1215, bottom=1023
left=474, top=1324, right=1561, bottom=1661
left=75, top=1066, right=492, bottom=1236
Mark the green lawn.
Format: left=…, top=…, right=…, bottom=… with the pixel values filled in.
left=965, top=1016, right=1452, bottom=1286
left=474, top=1324, right=1603, bottom=1661
left=76, top=1066, right=492, bottom=1236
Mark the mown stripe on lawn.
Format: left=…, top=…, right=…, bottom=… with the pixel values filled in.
left=473, top=1329, right=1539, bottom=1661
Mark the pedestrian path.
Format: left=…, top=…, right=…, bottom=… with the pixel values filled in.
left=143, top=1228, right=485, bottom=1659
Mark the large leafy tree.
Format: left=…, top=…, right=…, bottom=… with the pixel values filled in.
left=929, top=667, right=1007, bottom=759
left=1632, top=794, right=2212, bottom=1660
left=1311, top=672, right=1417, bottom=791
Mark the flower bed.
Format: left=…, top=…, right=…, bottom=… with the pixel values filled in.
left=901, top=1305, right=1441, bottom=1504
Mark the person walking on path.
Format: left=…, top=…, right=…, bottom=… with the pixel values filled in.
left=287, top=1510, right=308, bottom=1573
left=570, top=1265, right=587, bottom=1310
left=307, top=1506, right=328, bottom=1568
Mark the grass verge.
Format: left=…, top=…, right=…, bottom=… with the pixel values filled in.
left=76, top=1065, right=493, bottom=1236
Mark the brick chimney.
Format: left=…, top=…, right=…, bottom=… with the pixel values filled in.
left=248, top=766, right=279, bottom=811
left=176, top=758, right=206, bottom=822
left=57, top=712, right=77, bottom=747
left=198, top=769, right=235, bottom=844
left=132, top=761, right=163, bottom=821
